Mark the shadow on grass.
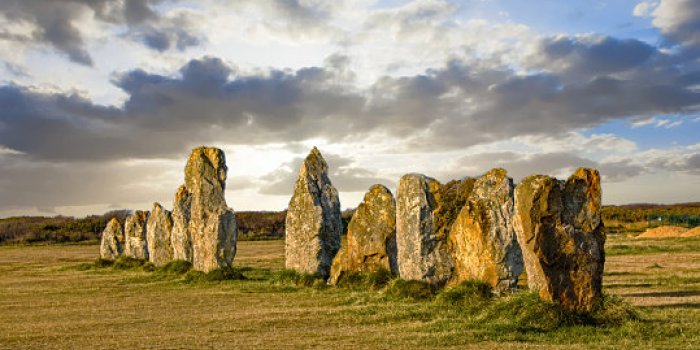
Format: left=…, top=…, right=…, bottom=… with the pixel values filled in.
left=77, top=257, right=249, bottom=284
left=75, top=258, right=642, bottom=334
left=642, top=302, right=700, bottom=309
left=624, top=290, right=700, bottom=298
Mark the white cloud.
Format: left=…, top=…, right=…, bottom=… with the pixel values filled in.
left=0, top=146, right=23, bottom=156
left=633, top=1, right=658, bottom=17
left=650, top=0, right=700, bottom=50
left=654, top=118, right=684, bottom=128
left=631, top=117, right=656, bottom=127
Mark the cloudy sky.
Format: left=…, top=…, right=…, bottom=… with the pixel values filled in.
left=0, top=0, right=698, bottom=217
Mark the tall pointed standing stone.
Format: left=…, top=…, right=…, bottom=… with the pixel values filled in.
left=513, top=168, right=605, bottom=312
left=329, top=184, right=397, bottom=285
left=285, top=147, right=342, bottom=279
left=100, top=218, right=124, bottom=260
left=146, top=202, right=173, bottom=266
left=171, top=185, right=193, bottom=261
left=185, top=147, right=238, bottom=272
left=124, top=210, right=149, bottom=260
left=395, top=174, right=454, bottom=285
left=448, top=168, right=523, bottom=292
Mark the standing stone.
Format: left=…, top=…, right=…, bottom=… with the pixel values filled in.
left=513, top=168, right=605, bottom=312
left=124, top=211, right=149, bottom=260
left=285, top=147, right=342, bottom=279
left=171, top=185, right=193, bottom=261
left=100, top=218, right=124, bottom=260
left=186, top=147, right=238, bottom=272
left=329, top=184, right=397, bottom=285
left=448, top=168, right=523, bottom=292
left=147, top=202, right=173, bottom=266
left=396, top=174, right=453, bottom=285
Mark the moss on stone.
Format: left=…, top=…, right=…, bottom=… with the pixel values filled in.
left=433, top=178, right=476, bottom=239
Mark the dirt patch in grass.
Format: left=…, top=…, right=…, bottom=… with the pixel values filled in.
left=637, top=226, right=688, bottom=238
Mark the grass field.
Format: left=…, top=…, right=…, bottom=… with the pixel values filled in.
left=1, top=235, right=699, bottom=349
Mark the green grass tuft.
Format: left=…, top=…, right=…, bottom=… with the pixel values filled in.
left=142, top=262, right=156, bottom=272
left=269, top=269, right=326, bottom=288
left=113, top=256, right=146, bottom=270
left=334, top=268, right=394, bottom=290
left=593, top=294, right=641, bottom=326
left=483, top=292, right=574, bottom=331
left=436, top=280, right=492, bottom=306
left=159, top=260, right=192, bottom=274
left=477, top=292, right=641, bottom=332
left=382, top=279, right=437, bottom=301
left=93, top=258, right=114, bottom=268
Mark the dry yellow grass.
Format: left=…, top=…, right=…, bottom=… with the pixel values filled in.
left=0, top=238, right=699, bottom=349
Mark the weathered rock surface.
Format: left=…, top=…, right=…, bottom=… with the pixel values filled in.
left=396, top=174, right=455, bottom=284
left=124, top=211, right=149, bottom=260
left=146, top=202, right=173, bottom=266
left=513, top=168, right=605, bottom=312
left=100, top=218, right=124, bottom=259
left=448, top=168, right=523, bottom=292
left=329, top=184, right=397, bottom=285
left=171, top=185, right=192, bottom=261
left=285, top=147, right=342, bottom=279
left=186, top=147, right=238, bottom=272
left=433, top=178, right=476, bottom=239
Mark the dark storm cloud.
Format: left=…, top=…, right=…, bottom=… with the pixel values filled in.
left=0, top=1, right=95, bottom=65
left=140, top=26, right=200, bottom=52
left=0, top=0, right=201, bottom=66
left=444, top=152, right=644, bottom=184
left=2, top=43, right=700, bottom=161
left=0, top=57, right=366, bottom=161
left=0, top=84, right=182, bottom=161
left=112, top=56, right=367, bottom=141
left=534, top=36, right=656, bottom=79
left=0, top=155, right=178, bottom=210
left=375, top=56, right=700, bottom=149
left=647, top=152, right=700, bottom=175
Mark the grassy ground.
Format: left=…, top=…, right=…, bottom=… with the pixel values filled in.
left=1, top=237, right=699, bottom=349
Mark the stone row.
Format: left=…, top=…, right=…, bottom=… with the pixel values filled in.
left=100, top=147, right=238, bottom=272
left=286, top=147, right=604, bottom=312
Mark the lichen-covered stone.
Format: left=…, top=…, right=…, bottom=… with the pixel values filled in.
left=329, top=184, right=397, bottom=285
left=171, top=185, right=192, bottom=261
left=433, top=178, right=476, bottom=239
left=146, top=202, right=173, bottom=266
left=100, top=218, right=124, bottom=260
left=513, top=168, right=605, bottom=312
left=185, top=147, right=238, bottom=272
left=285, top=147, right=342, bottom=279
left=448, top=168, right=523, bottom=292
left=396, top=173, right=454, bottom=285
left=124, top=211, right=149, bottom=260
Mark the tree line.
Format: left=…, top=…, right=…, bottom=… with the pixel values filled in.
left=602, top=202, right=700, bottom=227
left=2, top=203, right=696, bottom=245
left=0, top=209, right=356, bottom=245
